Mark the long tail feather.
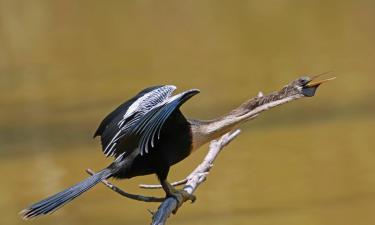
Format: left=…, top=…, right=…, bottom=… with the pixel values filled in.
left=20, top=169, right=112, bottom=220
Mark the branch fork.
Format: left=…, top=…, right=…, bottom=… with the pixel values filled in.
left=86, top=129, right=241, bottom=225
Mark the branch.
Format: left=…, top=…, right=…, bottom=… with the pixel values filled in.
left=139, top=178, right=187, bottom=189
left=151, top=129, right=241, bottom=225
left=85, top=169, right=165, bottom=202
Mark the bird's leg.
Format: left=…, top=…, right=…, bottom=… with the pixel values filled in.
left=161, top=180, right=196, bottom=214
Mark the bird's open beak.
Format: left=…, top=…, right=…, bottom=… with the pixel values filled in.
left=305, top=77, right=336, bottom=88
left=301, top=75, right=336, bottom=97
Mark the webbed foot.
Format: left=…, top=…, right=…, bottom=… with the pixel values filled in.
left=167, top=189, right=196, bottom=214
left=161, top=180, right=196, bottom=214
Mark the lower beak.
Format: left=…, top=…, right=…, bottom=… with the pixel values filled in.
left=306, top=77, right=336, bottom=87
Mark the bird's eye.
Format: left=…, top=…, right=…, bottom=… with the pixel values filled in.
left=299, top=77, right=310, bottom=86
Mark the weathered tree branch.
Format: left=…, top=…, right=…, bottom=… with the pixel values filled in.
left=86, top=169, right=165, bottom=202
left=151, top=129, right=241, bottom=225
left=139, top=178, right=187, bottom=189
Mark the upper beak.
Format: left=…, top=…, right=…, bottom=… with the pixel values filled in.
left=305, top=76, right=336, bottom=88
left=301, top=74, right=336, bottom=97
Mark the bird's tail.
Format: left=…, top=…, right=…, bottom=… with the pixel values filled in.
left=20, top=168, right=112, bottom=220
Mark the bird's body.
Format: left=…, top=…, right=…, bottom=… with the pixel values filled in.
left=21, top=76, right=334, bottom=220
left=111, top=109, right=193, bottom=179
left=93, top=85, right=198, bottom=180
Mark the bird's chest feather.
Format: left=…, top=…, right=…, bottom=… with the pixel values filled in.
left=157, top=119, right=192, bottom=165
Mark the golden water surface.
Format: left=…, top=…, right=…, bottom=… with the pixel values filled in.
left=1, top=1, right=375, bottom=225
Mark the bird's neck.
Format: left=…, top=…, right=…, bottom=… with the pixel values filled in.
left=189, top=84, right=303, bottom=151
left=189, top=116, right=241, bottom=151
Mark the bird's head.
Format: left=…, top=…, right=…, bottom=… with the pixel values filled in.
left=289, top=74, right=336, bottom=98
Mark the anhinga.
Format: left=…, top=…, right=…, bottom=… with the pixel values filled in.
left=21, top=76, right=334, bottom=219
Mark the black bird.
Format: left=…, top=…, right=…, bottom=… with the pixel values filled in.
left=20, top=76, right=334, bottom=219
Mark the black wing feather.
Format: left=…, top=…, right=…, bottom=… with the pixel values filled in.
left=93, top=85, right=165, bottom=138
left=133, top=89, right=200, bottom=155
left=94, top=86, right=199, bottom=159
left=95, top=85, right=176, bottom=157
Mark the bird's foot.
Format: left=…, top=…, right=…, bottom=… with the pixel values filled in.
left=167, top=189, right=196, bottom=214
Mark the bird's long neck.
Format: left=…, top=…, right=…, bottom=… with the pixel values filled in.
left=189, top=83, right=304, bottom=151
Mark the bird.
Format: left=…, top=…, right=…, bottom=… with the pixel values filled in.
left=20, top=75, right=334, bottom=220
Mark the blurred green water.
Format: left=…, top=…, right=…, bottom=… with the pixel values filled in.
left=1, top=1, right=375, bottom=225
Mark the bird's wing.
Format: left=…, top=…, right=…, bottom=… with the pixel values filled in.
left=94, top=85, right=170, bottom=138
left=95, top=85, right=177, bottom=157
left=132, top=89, right=200, bottom=155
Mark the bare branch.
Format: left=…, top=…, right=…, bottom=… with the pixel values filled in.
left=86, top=169, right=165, bottom=202
left=139, top=179, right=187, bottom=189
left=151, top=129, right=241, bottom=225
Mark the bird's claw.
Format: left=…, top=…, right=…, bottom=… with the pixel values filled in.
left=168, top=189, right=196, bottom=214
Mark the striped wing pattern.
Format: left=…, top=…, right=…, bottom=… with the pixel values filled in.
left=100, top=85, right=176, bottom=157
left=96, top=85, right=199, bottom=159
left=133, top=89, right=199, bottom=155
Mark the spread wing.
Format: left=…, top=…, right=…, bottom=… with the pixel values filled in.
left=94, top=85, right=177, bottom=157
left=93, top=85, right=169, bottom=138
left=132, top=89, right=200, bottom=155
